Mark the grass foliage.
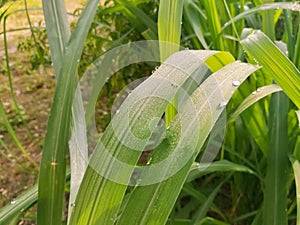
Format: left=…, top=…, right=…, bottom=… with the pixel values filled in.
left=0, top=0, right=300, bottom=224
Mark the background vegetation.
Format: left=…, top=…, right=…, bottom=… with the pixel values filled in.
left=0, top=0, right=299, bottom=225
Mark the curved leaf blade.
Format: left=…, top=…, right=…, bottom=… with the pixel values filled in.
left=230, top=84, right=282, bottom=120
left=187, top=160, right=256, bottom=183
left=116, top=60, right=259, bottom=225
left=241, top=30, right=300, bottom=109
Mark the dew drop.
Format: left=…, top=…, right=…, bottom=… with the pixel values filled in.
left=232, top=80, right=241, bottom=87
left=256, top=87, right=261, bottom=92
left=116, top=109, right=120, bottom=114
left=218, top=101, right=227, bottom=109
left=252, top=91, right=257, bottom=95
left=71, top=203, right=76, bottom=207
left=10, top=199, right=16, bottom=205
left=152, top=70, right=155, bottom=74
left=155, top=66, right=158, bottom=70
left=136, top=178, right=142, bottom=185
left=253, top=57, right=259, bottom=65
left=146, top=157, right=152, bottom=165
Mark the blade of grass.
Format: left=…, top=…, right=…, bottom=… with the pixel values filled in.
left=183, top=0, right=208, bottom=49
left=293, top=21, right=300, bottom=68
left=41, top=0, right=70, bottom=76
left=2, top=12, right=31, bottom=136
left=290, top=156, right=300, bottom=225
left=261, top=0, right=275, bottom=40
left=230, top=84, right=282, bottom=120
left=0, top=184, right=37, bottom=225
left=158, top=0, right=184, bottom=62
left=263, top=92, right=289, bottom=225
left=116, top=61, right=259, bottom=225
left=202, top=0, right=224, bottom=50
left=182, top=184, right=225, bottom=219
left=0, top=138, right=28, bottom=171
left=0, top=101, right=37, bottom=167
left=69, top=49, right=220, bottom=225
left=158, top=0, right=184, bottom=125
left=186, top=160, right=256, bottom=183
left=198, top=217, right=231, bottom=225
left=241, top=30, right=300, bottom=109
left=221, top=2, right=300, bottom=37
left=192, top=175, right=231, bottom=224
left=67, top=90, right=88, bottom=222
left=115, top=0, right=157, bottom=39
left=0, top=169, right=71, bottom=225
left=37, top=0, right=99, bottom=223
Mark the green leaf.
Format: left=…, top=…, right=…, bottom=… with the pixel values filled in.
left=183, top=0, right=208, bottom=49
left=0, top=169, right=71, bottom=225
left=202, top=0, right=224, bottom=50
left=0, top=185, right=37, bottom=225
left=296, top=111, right=300, bottom=127
left=37, top=0, right=99, bottom=223
left=290, top=156, right=300, bottom=225
left=198, top=217, right=231, bottom=225
left=241, top=30, right=300, bottom=109
left=115, top=59, right=258, bottom=225
left=115, top=0, right=157, bottom=39
left=192, top=175, right=230, bottom=224
left=230, top=84, right=282, bottom=120
left=158, top=0, right=184, bottom=61
left=41, top=0, right=70, bottom=77
left=158, top=0, right=185, bottom=125
left=186, top=160, right=256, bottom=183
left=0, top=101, right=37, bottom=167
left=263, top=92, right=289, bottom=225
left=69, top=49, right=223, bottom=225
left=223, top=2, right=300, bottom=34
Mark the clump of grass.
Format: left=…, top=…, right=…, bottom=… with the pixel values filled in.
left=0, top=1, right=300, bottom=225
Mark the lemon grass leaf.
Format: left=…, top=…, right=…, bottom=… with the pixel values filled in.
left=263, top=92, right=289, bottom=225
left=290, top=156, right=300, bottom=225
left=230, top=84, right=282, bottom=120
left=222, top=2, right=300, bottom=34
left=69, top=50, right=250, bottom=225
left=116, top=60, right=258, bottom=225
left=241, top=30, right=300, bottom=109
left=38, top=0, right=99, bottom=223
left=187, top=160, right=256, bottom=183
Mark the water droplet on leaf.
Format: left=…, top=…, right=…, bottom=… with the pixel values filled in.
left=11, top=199, right=16, bottom=204
left=218, top=101, right=227, bottom=109
left=136, top=179, right=142, bottom=185
left=232, top=80, right=241, bottom=87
